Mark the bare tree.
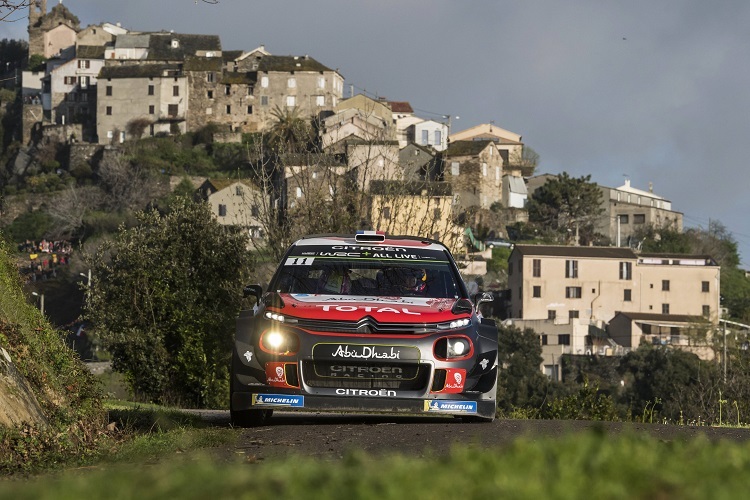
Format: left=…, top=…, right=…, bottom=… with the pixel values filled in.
left=98, top=152, right=164, bottom=212
left=0, top=0, right=31, bottom=23
left=46, top=185, right=103, bottom=238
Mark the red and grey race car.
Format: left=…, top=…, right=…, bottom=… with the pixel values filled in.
left=230, top=231, right=498, bottom=425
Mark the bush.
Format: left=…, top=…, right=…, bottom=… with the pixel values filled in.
left=85, top=200, right=254, bottom=408
left=6, top=210, right=54, bottom=241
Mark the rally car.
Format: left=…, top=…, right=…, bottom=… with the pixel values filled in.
left=230, top=231, right=498, bottom=426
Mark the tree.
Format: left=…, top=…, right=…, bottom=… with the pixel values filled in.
left=527, top=172, right=604, bottom=245
left=507, top=145, right=540, bottom=177
left=85, top=199, right=254, bottom=407
left=496, top=325, right=551, bottom=412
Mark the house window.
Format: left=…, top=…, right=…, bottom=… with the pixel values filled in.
left=662, top=303, right=670, bottom=314
left=149, top=124, right=154, bottom=136
left=702, top=281, right=710, bottom=292
left=383, top=206, right=391, bottom=220
left=106, top=106, right=112, bottom=115
left=495, top=166, right=500, bottom=181
left=662, top=280, right=670, bottom=291
left=106, top=86, right=112, bottom=96
left=247, top=85, right=253, bottom=95
left=261, top=96, right=269, bottom=106
left=482, top=163, right=487, bottom=177
left=558, top=334, right=571, bottom=345
left=168, top=104, right=178, bottom=116
left=541, top=335, right=548, bottom=346
left=624, top=289, right=632, bottom=302
left=565, top=286, right=582, bottom=299
left=568, top=310, right=579, bottom=319
left=533, top=286, right=541, bottom=298
left=318, top=76, right=325, bottom=89
left=296, top=187, right=302, bottom=198
left=532, top=259, right=541, bottom=277
left=207, top=90, right=214, bottom=99
left=207, top=72, right=215, bottom=83
left=565, top=260, right=578, bottom=278
left=435, top=130, right=442, bottom=145
left=433, top=208, right=441, bottom=219
left=634, top=214, right=646, bottom=224
left=703, top=305, right=710, bottom=317
left=225, top=84, right=231, bottom=95
left=316, top=95, right=325, bottom=106
left=422, top=130, right=428, bottom=144
left=235, top=185, right=243, bottom=196
left=619, top=261, right=632, bottom=280
left=508, top=262, right=513, bottom=276
left=451, top=162, right=459, bottom=176
left=206, top=108, right=212, bottom=115
left=247, top=105, right=253, bottom=114
left=78, top=76, right=90, bottom=88
left=106, top=130, right=113, bottom=139
left=226, top=105, right=231, bottom=114
left=286, top=95, right=296, bottom=107
left=251, top=205, right=259, bottom=217
left=548, top=310, right=556, bottom=320
left=149, top=105, right=154, bottom=114
left=64, top=76, right=75, bottom=85
left=619, top=214, right=629, bottom=224
left=288, top=77, right=296, bottom=88
left=173, top=86, right=179, bottom=97
left=218, top=204, right=227, bottom=217
left=148, top=85, right=154, bottom=96
left=78, top=60, right=90, bottom=69
left=261, top=76, right=269, bottom=88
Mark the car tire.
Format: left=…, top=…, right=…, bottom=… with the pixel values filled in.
left=230, top=408, right=273, bottom=427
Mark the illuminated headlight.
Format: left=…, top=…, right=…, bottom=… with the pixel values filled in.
left=260, top=330, right=299, bottom=355
left=438, top=318, right=471, bottom=330
left=448, top=338, right=470, bottom=357
left=433, top=336, right=473, bottom=360
left=264, top=311, right=285, bottom=322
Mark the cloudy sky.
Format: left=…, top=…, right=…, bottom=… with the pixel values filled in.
left=5, top=1, right=750, bottom=265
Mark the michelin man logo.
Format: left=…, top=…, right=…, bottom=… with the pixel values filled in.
left=480, top=358, right=489, bottom=370
left=243, top=351, right=253, bottom=362
left=254, top=394, right=264, bottom=404
left=430, top=400, right=440, bottom=411
left=454, top=372, right=462, bottom=385
left=275, top=366, right=284, bottom=378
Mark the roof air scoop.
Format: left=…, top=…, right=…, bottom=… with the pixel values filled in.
left=355, top=230, right=385, bottom=243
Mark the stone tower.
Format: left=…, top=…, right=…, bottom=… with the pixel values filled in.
left=27, top=0, right=48, bottom=58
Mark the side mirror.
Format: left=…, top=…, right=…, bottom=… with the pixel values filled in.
left=475, top=292, right=494, bottom=313
left=243, top=284, right=263, bottom=302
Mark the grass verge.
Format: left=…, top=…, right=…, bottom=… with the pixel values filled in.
left=2, top=429, right=750, bottom=499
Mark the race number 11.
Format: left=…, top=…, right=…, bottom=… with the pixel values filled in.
left=285, top=257, right=315, bottom=266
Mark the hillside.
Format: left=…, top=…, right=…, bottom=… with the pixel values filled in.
left=0, top=236, right=105, bottom=472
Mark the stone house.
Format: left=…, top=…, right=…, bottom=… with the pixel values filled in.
left=27, top=1, right=80, bottom=58
left=410, top=119, right=448, bottom=152
left=198, top=179, right=265, bottom=239
left=449, top=123, right=524, bottom=167
left=441, top=140, right=504, bottom=211
left=399, top=143, right=438, bottom=181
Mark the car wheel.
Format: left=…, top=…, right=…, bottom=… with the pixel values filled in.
left=230, top=408, right=273, bottom=427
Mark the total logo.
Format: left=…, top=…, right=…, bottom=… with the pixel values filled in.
left=439, top=368, right=466, bottom=394
left=423, top=399, right=477, bottom=414
left=316, top=305, right=421, bottom=315
left=252, top=394, right=304, bottom=407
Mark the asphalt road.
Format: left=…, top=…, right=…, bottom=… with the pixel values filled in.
left=187, top=410, right=750, bottom=462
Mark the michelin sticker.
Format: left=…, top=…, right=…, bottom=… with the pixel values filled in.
left=252, top=394, right=305, bottom=407
left=423, top=400, right=477, bottom=414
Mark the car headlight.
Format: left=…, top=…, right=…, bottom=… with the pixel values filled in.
left=433, top=336, right=473, bottom=360
left=437, top=318, right=471, bottom=330
left=260, top=329, right=299, bottom=355
left=264, top=311, right=285, bottom=322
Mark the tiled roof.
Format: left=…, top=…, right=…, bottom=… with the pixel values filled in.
left=99, top=63, right=181, bottom=79
left=388, top=101, right=413, bottom=113
left=258, top=55, right=333, bottom=72
left=222, top=50, right=244, bottom=62
left=220, top=71, right=257, bottom=85
left=444, top=140, right=493, bottom=157
left=184, top=56, right=223, bottom=72
left=76, top=45, right=105, bottom=59
left=512, top=245, right=637, bottom=259
left=146, top=33, right=221, bottom=61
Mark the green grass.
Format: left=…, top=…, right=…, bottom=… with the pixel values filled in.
left=3, top=430, right=750, bottom=499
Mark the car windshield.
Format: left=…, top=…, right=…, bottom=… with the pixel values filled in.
left=271, top=246, right=462, bottom=299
